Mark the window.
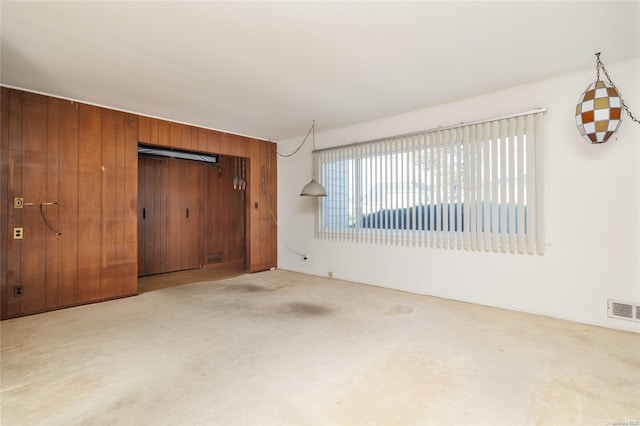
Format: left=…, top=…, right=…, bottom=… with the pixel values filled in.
left=314, top=110, right=545, bottom=254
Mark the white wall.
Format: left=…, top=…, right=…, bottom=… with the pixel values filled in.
left=277, top=58, right=640, bottom=333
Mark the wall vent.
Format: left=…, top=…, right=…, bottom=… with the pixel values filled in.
left=607, top=299, right=640, bottom=323
left=207, top=253, right=223, bottom=264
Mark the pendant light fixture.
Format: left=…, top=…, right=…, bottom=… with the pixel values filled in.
left=299, top=121, right=326, bottom=197
left=278, top=120, right=327, bottom=197
left=575, top=53, right=639, bottom=144
left=299, top=177, right=327, bottom=197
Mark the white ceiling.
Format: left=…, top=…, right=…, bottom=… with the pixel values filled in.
left=2, top=1, right=639, bottom=141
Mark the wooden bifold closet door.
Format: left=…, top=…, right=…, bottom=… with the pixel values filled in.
left=137, top=156, right=168, bottom=275
left=167, top=157, right=204, bottom=272
left=138, top=156, right=204, bottom=276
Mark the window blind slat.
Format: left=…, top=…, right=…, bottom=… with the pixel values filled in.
left=516, top=116, right=526, bottom=253
left=508, top=117, right=517, bottom=253
left=499, top=119, right=508, bottom=252
left=418, top=135, right=429, bottom=247
left=443, top=130, right=450, bottom=249
left=535, top=113, right=546, bottom=255
left=435, top=131, right=442, bottom=248
left=463, top=125, right=471, bottom=250
left=385, top=139, right=391, bottom=246
left=526, top=114, right=536, bottom=255
left=409, top=135, right=417, bottom=246
left=469, top=124, right=478, bottom=251
left=482, top=122, right=491, bottom=251
left=491, top=120, right=500, bottom=251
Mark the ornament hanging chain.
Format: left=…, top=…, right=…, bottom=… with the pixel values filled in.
left=595, top=52, right=640, bottom=125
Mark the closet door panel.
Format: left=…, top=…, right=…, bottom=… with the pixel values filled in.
left=137, top=157, right=147, bottom=276
left=150, top=158, right=169, bottom=274
left=182, top=161, right=204, bottom=269
left=166, top=159, right=183, bottom=272
left=138, top=156, right=169, bottom=276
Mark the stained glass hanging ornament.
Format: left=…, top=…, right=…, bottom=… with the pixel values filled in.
left=575, top=53, right=639, bottom=144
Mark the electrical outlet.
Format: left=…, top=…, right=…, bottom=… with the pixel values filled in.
left=14, top=197, right=24, bottom=208
left=328, top=271, right=334, bottom=278
left=13, top=285, right=23, bottom=297
left=13, top=228, right=23, bottom=239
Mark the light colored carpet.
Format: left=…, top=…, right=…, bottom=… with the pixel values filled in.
left=1, top=270, right=638, bottom=425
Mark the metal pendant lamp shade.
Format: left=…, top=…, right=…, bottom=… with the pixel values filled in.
left=299, top=120, right=327, bottom=197
left=300, top=178, right=327, bottom=197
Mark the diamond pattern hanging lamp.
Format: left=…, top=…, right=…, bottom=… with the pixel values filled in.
left=575, top=53, right=638, bottom=144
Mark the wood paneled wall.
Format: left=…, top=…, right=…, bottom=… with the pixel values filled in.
left=137, top=114, right=277, bottom=274
left=1, top=88, right=277, bottom=319
left=1, top=88, right=138, bottom=318
left=203, top=155, right=245, bottom=266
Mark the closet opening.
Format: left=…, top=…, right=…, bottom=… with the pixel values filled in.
left=137, top=149, right=247, bottom=278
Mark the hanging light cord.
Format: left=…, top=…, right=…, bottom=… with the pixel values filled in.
left=595, top=52, right=640, bottom=125
left=276, top=121, right=315, bottom=157
left=40, top=202, right=62, bottom=236
left=264, top=145, right=307, bottom=258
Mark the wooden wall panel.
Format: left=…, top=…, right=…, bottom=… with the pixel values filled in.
left=158, top=119, right=170, bottom=147
left=204, top=163, right=223, bottom=263
left=220, top=133, right=234, bottom=156
left=247, top=140, right=261, bottom=272
left=220, top=133, right=250, bottom=157
left=208, top=129, right=221, bottom=154
left=264, top=142, right=277, bottom=268
left=0, top=88, right=9, bottom=316
left=195, top=128, right=208, bottom=153
left=58, top=100, right=79, bottom=307
left=122, top=113, right=138, bottom=294
left=21, top=93, right=48, bottom=313
left=148, top=117, right=159, bottom=146
left=101, top=111, right=137, bottom=298
left=44, top=97, right=60, bottom=310
left=203, top=156, right=244, bottom=266
left=138, top=115, right=151, bottom=144
left=101, top=109, right=118, bottom=298
left=181, top=125, right=193, bottom=151
left=2, top=88, right=278, bottom=318
left=77, top=104, right=103, bottom=303
left=224, top=158, right=245, bottom=263
left=4, top=89, right=23, bottom=316
left=246, top=139, right=278, bottom=272
left=169, top=122, right=194, bottom=150
left=258, top=141, right=269, bottom=271
left=238, top=136, right=250, bottom=158
left=169, top=122, right=181, bottom=149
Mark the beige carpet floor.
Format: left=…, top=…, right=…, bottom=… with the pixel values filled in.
left=1, top=270, right=639, bottom=425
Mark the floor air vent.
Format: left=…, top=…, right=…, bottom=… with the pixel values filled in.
left=607, top=299, right=640, bottom=322
left=207, top=253, right=223, bottom=264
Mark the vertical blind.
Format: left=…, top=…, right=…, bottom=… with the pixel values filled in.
left=314, top=109, right=545, bottom=255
